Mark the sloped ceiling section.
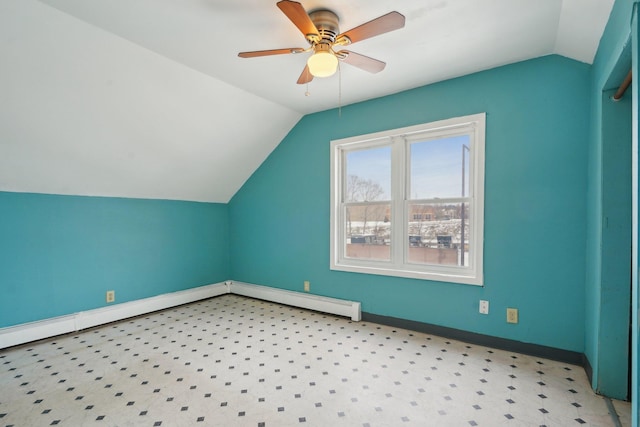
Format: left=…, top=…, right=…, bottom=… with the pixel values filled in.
left=0, top=1, right=301, bottom=203
left=36, top=0, right=614, bottom=115
left=0, top=0, right=613, bottom=203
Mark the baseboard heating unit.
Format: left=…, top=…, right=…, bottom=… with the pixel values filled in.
left=0, top=281, right=361, bottom=349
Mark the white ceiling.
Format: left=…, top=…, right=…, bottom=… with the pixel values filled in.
left=0, top=0, right=614, bottom=203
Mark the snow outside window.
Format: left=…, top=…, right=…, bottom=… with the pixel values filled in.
left=330, top=113, right=485, bottom=285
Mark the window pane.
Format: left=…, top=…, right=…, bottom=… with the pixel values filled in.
left=407, top=202, right=470, bottom=267
left=410, top=135, right=470, bottom=199
left=345, top=146, right=391, bottom=202
left=345, top=204, right=391, bottom=261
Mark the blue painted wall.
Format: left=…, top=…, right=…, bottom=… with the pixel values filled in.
left=0, top=192, right=230, bottom=327
left=631, top=3, right=640, bottom=423
left=229, top=55, right=590, bottom=352
left=599, top=89, right=632, bottom=399
left=586, top=0, right=635, bottom=402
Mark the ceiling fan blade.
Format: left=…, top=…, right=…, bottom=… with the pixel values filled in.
left=297, top=64, right=314, bottom=84
left=336, top=11, right=405, bottom=45
left=277, top=0, right=319, bottom=38
left=338, top=50, right=386, bottom=73
left=238, top=48, right=304, bottom=58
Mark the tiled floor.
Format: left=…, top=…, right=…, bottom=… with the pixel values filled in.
left=0, top=294, right=631, bottom=426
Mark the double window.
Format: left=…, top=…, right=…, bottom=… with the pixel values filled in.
left=330, top=113, right=485, bottom=285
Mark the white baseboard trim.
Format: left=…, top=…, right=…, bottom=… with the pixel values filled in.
left=0, top=282, right=230, bottom=349
left=0, top=281, right=361, bottom=349
left=230, top=281, right=361, bottom=322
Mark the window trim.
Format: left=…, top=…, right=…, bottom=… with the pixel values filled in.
left=330, top=113, right=485, bottom=286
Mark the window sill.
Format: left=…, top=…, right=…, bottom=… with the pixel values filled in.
left=330, top=261, right=483, bottom=286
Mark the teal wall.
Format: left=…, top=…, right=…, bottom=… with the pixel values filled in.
left=229, top=55, right=590, bottom=352
left=632, top=3, right=640, bottom=423
left=0, top=191, right=230, bottom=327
left=586, top=0, right=636, bottom=402
left=600, top=89, right=632, bottom=398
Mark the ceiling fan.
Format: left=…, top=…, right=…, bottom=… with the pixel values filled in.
left=238, top=0, right=405, bottom=84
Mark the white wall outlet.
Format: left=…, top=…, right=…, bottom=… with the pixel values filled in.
left=507, top=308, right=518, bottom=324
left=304, top=281, right=310, bottom=292
left=479, top=300, right=489, bottom=314
left=106, top=290, right=115, bottom=303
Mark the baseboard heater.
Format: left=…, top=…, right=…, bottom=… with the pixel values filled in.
left=231, top=281, right=361, bottom=322
left=0, top=281, right=361, bottom=349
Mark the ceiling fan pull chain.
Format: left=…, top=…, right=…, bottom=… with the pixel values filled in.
left=338, top=60, right=342, bottom=118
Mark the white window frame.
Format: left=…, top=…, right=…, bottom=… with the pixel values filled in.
left=330, top=113, right=485, bottom=286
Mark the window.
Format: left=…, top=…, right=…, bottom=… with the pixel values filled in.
left=330, top=113, right=485, bottom=285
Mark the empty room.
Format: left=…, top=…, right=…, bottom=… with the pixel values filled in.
left=1, top=0, right=639, bottom=426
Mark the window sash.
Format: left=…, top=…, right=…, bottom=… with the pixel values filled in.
left=331, top=113, right=485, bottom=285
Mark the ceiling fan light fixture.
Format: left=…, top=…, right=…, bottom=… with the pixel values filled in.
left=307, top=50, right=338, bottom=77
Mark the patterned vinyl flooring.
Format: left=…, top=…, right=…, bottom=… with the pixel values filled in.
left=0, top=294, right=631, bottom=426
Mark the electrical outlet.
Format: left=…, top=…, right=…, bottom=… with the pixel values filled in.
left=479, top=300, right=489, bottom=314
left=304, top=281, right=310, bottom=292
left=106, top=290, right=115, bottom=303
left=506, top=308, right=518, bottom=324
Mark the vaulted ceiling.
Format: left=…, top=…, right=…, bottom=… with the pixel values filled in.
left=0, top=0, right=614, bottom=202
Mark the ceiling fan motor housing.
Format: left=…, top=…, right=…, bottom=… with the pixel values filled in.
left=307, top=9, right=340, bottom=45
